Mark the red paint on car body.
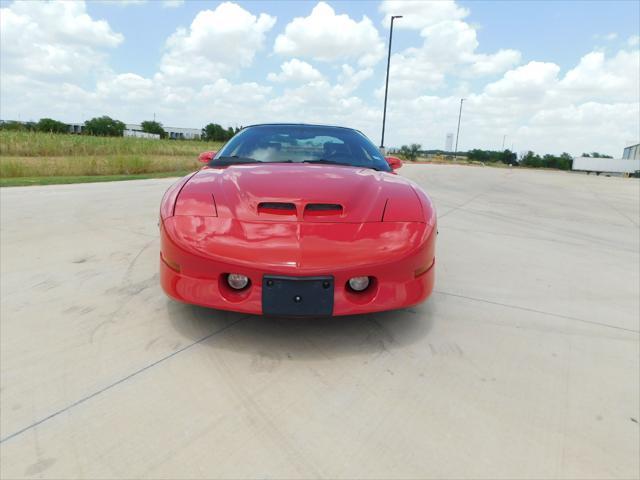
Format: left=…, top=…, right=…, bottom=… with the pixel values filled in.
left=160, top=144, right=436, bottom=316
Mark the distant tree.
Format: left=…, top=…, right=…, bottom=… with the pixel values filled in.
left=590, top=152, right=613, bottom=158
left=84, top=116, right=126, bottom=137
left=581, top=153, right=591, bottom=157
left=467, top=149, right=517, bottom=165
left=399, top=144, right=422, bottom=161
left=558, top=152, right=573, bottom=170
left=500, top=149, right=518, bottom=165
left=0, top=121, right=26, bottom=131
left=35, top=118, right=68, bottom=134
left=141, top=120, right=166, bottom=138
left=520, top=151, right=572, bottom=170
left=202, top=123, right=234, bottom=141
left=520, top=151, right=543, bottom=168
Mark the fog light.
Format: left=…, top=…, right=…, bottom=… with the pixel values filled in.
left=348, top=276, right=370, bottom=292
left=227, top=273, right=249, bottom=290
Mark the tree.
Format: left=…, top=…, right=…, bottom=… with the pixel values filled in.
left=141, top=120, right=166, bottom=138
left=467, top=149, right=517, bottom=165
left=520, top=151, right=543, bottom=168
left=0, top=121, right=26, bottom=131
left=35, top=118, right=68, bottom=134
left=84, top=116, right=126, bottom=137
left=202, top=123, right=234, bottom=141
left=399, top=144, right=421, bottom=161
left=521, top=151, right=572, bottom=170
left=500, top=149, right=518, bottom=165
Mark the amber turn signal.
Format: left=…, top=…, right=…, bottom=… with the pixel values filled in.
left=161, top=253, right=181, bottom=273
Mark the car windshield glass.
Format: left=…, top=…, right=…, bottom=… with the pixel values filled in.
left=212, top=125, right=391, bottom=172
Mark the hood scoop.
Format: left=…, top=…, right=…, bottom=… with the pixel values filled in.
left=258, top=202, right=296, bottom=216
left=304, top=203, right=343, bottom=218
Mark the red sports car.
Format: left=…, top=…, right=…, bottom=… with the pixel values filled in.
left=160, top=124, right=436, bottom=316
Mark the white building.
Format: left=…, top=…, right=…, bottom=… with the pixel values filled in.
left=123, top=129, right=160, bottom=140
left=622, top=143, right=639, bottom=160
left=125, top=123, right=201, bottom=140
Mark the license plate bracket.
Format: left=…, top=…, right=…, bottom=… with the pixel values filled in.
left=262, top=275, right=334, bottom=317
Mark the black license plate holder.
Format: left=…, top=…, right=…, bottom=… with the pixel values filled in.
left=262, top=275, right=334, bottom=317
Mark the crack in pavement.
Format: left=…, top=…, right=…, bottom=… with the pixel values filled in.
left=0, top=317, right=246, bottom=445
left=434, top=290, right=640, bottom=334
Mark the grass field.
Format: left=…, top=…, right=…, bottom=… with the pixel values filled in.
left=0, top=131, right=223, bottom=186
left=0, top=171, right=193, bottom=187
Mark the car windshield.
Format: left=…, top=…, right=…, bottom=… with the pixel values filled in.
left=211, top=125, right=391, bottom=172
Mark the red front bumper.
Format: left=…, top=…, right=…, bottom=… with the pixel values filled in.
left=160, top=217, right=436, bottom=316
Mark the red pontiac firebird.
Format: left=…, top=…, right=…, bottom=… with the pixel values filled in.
left=160, top=124, right=436, bottom=317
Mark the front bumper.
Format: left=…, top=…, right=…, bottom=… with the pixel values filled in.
left=160, top=257, right=434, bottom=316
left=160, top=217, right=436, bottom=316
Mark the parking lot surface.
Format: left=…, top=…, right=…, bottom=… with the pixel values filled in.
left=1, top=164, right=638, bottom=479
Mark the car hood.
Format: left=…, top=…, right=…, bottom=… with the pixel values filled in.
left=175, top=163, right=425, bottom=223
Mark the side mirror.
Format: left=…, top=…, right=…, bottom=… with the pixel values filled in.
left=198, top=151, right=217, bottom=163
left=385, top=156, right=403, bottom=171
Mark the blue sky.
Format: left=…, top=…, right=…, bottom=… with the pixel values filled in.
left=1, top=0, right=639, bottom=154
left=85, top=0, right=639, bottom=87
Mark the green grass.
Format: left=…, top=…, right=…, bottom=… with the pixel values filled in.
left=0, top=171, right=192, bottom=187
left=0, top=131, right=224, bottom=186
left=0, top=155, right=203, bottom=177
left=0, top=131, right=223, bottom=157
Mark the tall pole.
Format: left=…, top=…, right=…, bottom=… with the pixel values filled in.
left=380, top=15, right=403, bottom=151
left=454, top=98, right=464, bottom=158
left=502, top=134, right=507, bottom=150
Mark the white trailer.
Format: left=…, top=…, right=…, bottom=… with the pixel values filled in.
left=572, top=156, right=640, bottom=175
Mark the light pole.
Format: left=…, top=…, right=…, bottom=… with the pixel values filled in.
left=380, top=15, right=402, bottom=152
left=454, top=98, right=464, bottom=158
left=502, top=134, right=507, bottom=150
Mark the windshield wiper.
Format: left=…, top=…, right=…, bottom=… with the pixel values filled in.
left=212, top=155, right=264, bottom=166
left=301, top=158, right=341, bottom=165
left=212, top=156, right=300, bottom=166
left=302, top=159, right=381, bottom=171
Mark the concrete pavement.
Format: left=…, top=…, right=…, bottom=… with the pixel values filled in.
left=1, top=164, right=638, bottom=479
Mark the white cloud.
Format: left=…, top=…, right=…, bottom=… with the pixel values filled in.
left=0, top=0, right=123, bottom=79
left=484, top=61, right=561, bottom=98
left=383, top=47, right=639, bottom=155
left=378, top=10, right=521, bottom=100
left=334, top=65, right=374, bottom=96
left=1, top=0, right=637, bottom=158
left=468, top=49, right=522, bottom=76
left=629, top=35, right=640, bottom=47
left=559, top=50, right=639, bottom=102
left=267, top=59, right=324, bottom=83
left=379, top=0, right=469, bottom=29
left=273, top=2, right=384, bottom=67
left=158, top=2, right=276, bottom=84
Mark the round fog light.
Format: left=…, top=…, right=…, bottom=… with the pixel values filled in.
left=348, top=276, right=370, bottom=292
left=227, top=273, right=249, bottom=290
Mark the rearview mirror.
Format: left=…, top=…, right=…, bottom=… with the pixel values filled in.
left=198, top=151, right=217, bottom=163
left=385, top=156, right=403, bottom=171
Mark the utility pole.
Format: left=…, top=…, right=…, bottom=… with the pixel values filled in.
left=502, top=134, right=507, bottom=150
left=380, top=15, right=403, bottom=152
left=454, top=98, right=464, bottom=158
